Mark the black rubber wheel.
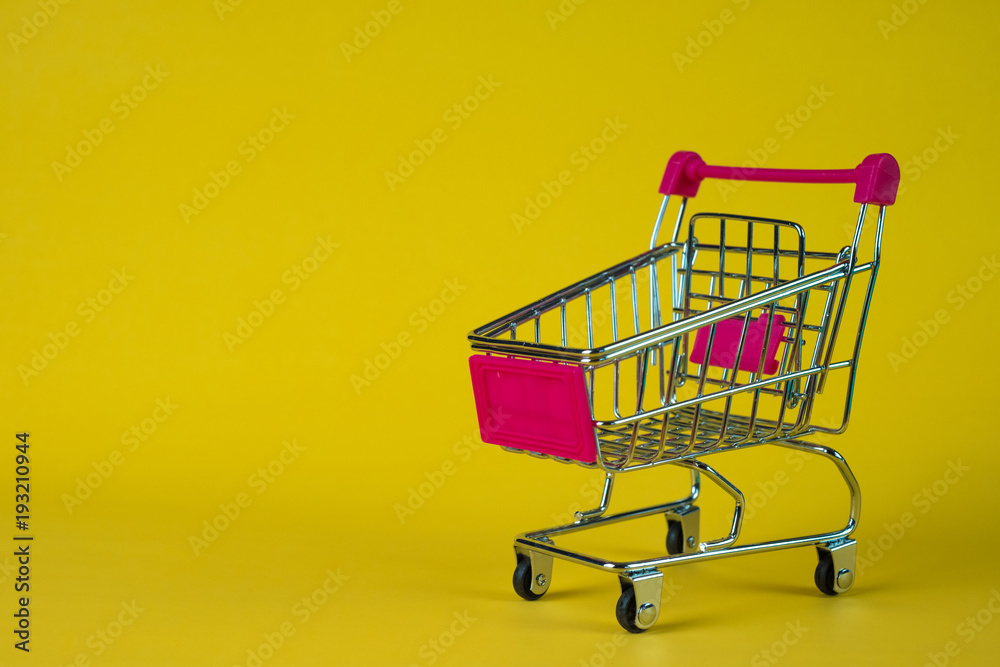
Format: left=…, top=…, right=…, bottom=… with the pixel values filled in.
left=666, top=521, right=685, bottom=555
left=814, top=554, right=837, bottom=596
left=512, top=558, right=544, bottom=601
left=615, top=586, right=645, bottom=633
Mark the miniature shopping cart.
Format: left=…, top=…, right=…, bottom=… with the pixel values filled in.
left=467, top=151, right=899, bottom=632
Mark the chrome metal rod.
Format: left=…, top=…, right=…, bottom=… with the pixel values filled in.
left=648, top=195, right=670, bottom=250
left=517, top=440, right=859, bottom=574
left=575, top=472, right=615, bottom=521
left=526, top=469, right=700, bottom=538
left=671, top=459, right=745, bottom=551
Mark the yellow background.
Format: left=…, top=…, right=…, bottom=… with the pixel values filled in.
left=2, top=0, right=999, bottom=665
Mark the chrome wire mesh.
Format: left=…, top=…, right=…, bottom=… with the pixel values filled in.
left=469, top=203, right=883, bottom=472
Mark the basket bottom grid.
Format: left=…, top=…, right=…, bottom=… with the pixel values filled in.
left=593, top=407, right=807, bottom=469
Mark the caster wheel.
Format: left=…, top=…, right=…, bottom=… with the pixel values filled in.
left=615, top=586, right=653, bottom=634
left=814, top=553, right=837, bottom=596
left=666, top=521, right=685, bottom=556
left=513, top=558, right=545, bottom=601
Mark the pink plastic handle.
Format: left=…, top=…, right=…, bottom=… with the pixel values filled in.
left=659, top=151, right=900, bottom=205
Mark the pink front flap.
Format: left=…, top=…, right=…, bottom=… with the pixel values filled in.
left=690, top=313, right=787, bottom=375
left=469, top=355, right=597, bottom=463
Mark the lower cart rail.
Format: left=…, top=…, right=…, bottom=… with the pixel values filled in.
left=511, top=440, right=861, bottom=632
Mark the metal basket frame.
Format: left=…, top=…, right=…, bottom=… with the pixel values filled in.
left=468, top=152, right=897, bottom=632
left=470, top=198, right=884, bottom=473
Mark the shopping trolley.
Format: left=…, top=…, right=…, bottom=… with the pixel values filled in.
left=467, top=151, right=899, bottom=632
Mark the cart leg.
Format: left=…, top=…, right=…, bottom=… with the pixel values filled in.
left=575, top=472, right=614, bottom=522
left=815, top=539, right=857, bottom=595
left=616, top=570, right=664, bottom=633
left=672, top=459, right=745, bottom=551
left=512, top=548, right=553, bottom=600
left=778, top=439, right=862, bottom=539
left=665, top=505, right=700, bottom=555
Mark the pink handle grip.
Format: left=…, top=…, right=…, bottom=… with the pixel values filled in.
left=659, top=151, right=900, bottom=205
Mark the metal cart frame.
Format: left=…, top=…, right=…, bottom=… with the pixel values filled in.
left=467, top=151, right=899, bottom=632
